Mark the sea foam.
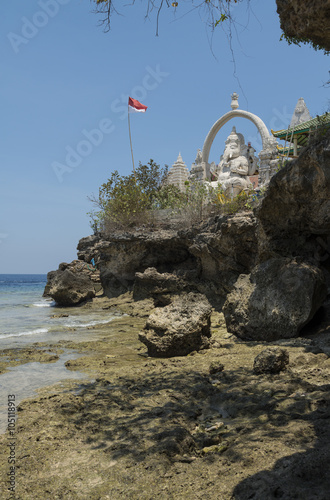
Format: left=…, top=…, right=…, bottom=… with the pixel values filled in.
left=63, top=318, right=114, bottom=328
left=32, top=300, right=55, bottom=308
left=0, top=328, right=49, bottom=339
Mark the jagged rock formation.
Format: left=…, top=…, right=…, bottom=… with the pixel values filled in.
left=44, top=259, right=102, bottom=306
left=276, top=0, right=330, bottom=52
left=257, top=131, right=330, bottom=261
left=189, top=213, right=258, bottom=294
left=133, top=267, right=188, bottom=303
left=95, top=229, right=195, bottom=299
left=223, top=258, right=327, bottom=341
left=87, top=213, right=258, bottom=306
left=223, top=130, right=330, bottom=340
left=76, top=235, right=98, bottom=259
left=46, top=269, right=95, bottom=307
left=138, top=292, right=212, bottom=357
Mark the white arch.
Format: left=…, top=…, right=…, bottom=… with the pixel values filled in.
left=201, top=109, right=271, bottom=165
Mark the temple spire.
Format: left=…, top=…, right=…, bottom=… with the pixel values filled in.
left=167, top=153, right=189, bottom=191
left=290, top=97, right=312, bottom=128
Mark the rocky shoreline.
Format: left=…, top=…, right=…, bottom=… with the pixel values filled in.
left=0, top=131, right=329, bottom=498
left=0, top=293, right=330, bottom=498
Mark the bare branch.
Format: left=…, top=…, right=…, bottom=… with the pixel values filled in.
left=90, top=1, right=247, bottom=34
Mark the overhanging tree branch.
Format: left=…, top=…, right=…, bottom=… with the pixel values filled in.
left=90, top=1, right=245, bottom=34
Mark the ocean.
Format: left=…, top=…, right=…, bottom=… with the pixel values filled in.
left=0, top=274, right=118, bottom=433
left=0, top=274, right=51, bottom=344
left=0, top=274, right=116, bottom=348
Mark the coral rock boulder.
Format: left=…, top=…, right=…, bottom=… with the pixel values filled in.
left=139, top=293, right=212, bottom=357
left=46, top=267, right=96, bottom=306
left=254, top=348, right=289, bottom=374
left=223, top=258, right=327, bottom=341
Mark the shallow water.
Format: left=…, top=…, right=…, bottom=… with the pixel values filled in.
left=0, top=274, right=120, bottom=348
left=0, top=350, right=89, bottom=434
left=0, top=274, right=122, bottom=434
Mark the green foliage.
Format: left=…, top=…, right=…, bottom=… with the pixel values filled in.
left=211, top=187, right=259, bottom=214
left=152, top=184, right=186, bottom=210
left=89, top=160, right=168, bottom=231
left=180, top=180, right=212, bottom=222
left=280, top=32, right=329, bottom=55
left=134, top=160, right=169, bottom=204
left=89, top=158, right=262, bottom=233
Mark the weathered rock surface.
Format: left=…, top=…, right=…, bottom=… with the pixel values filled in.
left=276, top=0, right=330, bottom=52
left=253, top=348, right=289, bottom=374
left=133, top=267, right=188, bottom=301
left=258, top=131, right=330, bottom=262
left=139, top=293, right=212, bottom=357
left=45, top=260, right=101, bottom=306
left=223, top=258, right=327, bottom=341
left=45, top=132, right=330, bottom=336
left=97, top=213, right=258, bottom=304
left=188, top=213, right=258, bottom=295
left=76, top=234, right=101, bottom=263
left=81, top=214, right=257, bottom=306
left=44, top=213, right=257, bottom=309
left=96, top=229, right=194, bottom=298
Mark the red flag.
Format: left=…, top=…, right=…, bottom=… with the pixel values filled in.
left=128, top=97, right=148, bottom=113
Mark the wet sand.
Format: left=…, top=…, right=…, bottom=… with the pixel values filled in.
left=0, top=293, right=330, bottom=499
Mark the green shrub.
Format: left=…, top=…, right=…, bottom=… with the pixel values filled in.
left=89, top=160, right=169, bottom=232
left=89, top=159, right=262, bottom=233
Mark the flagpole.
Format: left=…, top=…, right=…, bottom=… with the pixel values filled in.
left=128, top=106, right=136, bottom=179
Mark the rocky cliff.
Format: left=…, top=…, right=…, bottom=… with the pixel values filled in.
left=45, top=130, right=330, bottom=343
left=77, top=212, right=257, bottom=308
left=223, top=131, right=330, bottom=340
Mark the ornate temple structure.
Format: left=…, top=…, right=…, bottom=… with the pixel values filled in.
left=166, top=153, right=189, bottom=192
left=272, top=98, right=330, bottom=159
left=167, top=93, right=325, bottom=197
left=206, top=126, right=259, bottom=197
left=167, top=92, right=278, bottom=195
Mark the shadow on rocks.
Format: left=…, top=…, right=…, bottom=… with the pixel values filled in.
left=232, top=388, right=330, bottom=500
left=57, top=352, right=330, bottom=496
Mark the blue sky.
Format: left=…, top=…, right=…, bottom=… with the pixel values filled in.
left=1, top=0, right=328, bottom=274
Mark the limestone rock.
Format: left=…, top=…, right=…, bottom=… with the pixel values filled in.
left=43, top=270, right=57, bottom=297
left=76, top=234, right=100, bottom=263
left=97, top=230, right=192, bottom=298
left=253, top=348, right=289, bottom=374
left=75, top=212, right=258, bottom=304
left=276, top=0, right=330, bottom=52
left=138, top=293, right=212, bottom=357
left=133, top=267, right=187, bottom=301
left=223, top=258, right=327, bottom=341
left=189, top=212, right=258, bottom=294
left=258, top=113, right=330, bottom=262
left=46, top=267, right=96, bottom=306
left=209, top=362, right=224, bottom=375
